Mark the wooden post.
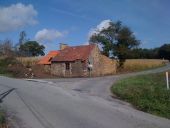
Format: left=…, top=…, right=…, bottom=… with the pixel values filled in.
left=166, top=72, right=169, bottom=90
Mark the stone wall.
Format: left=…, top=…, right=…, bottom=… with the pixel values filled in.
left=88, top=45, right=101, bottom=76
left=99, top=55, right=116, bottom=75
left=71, top=60, right=85, bottom=77
left=51, top=62, right=65, bottom=76
left=51, top=61, right=86, bottom=77
left=44, top=65, right=51, bottom=73
left=88, top=45, right=116, bottom=76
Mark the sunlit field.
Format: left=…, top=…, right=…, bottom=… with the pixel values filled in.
left=121, top=59, right=168, bottom=72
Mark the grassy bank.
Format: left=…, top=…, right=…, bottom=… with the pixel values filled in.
left=0, top=57, right=16, bottom=77
left=119, top=59, right=168, bottom=73
left=0, top=57, right=28, bottom=77
left=111, top=72, right=170, bottom=119
left=0, top=109, right=7, bottom=128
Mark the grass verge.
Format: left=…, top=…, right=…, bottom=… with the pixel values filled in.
left=111, top=72, right=170, bottom=119
left=0, top=109, right=7, bottom=128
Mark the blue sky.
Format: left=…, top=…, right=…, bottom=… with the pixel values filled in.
left=0, top=0, right=170, bottom=53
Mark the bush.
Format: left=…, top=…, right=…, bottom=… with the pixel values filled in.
left=0, top=57, right=28, bottom=77
left=0, top=57, right=19, bottom=75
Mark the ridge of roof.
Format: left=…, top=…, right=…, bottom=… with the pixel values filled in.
left=52, top=44, right=96, bottom=62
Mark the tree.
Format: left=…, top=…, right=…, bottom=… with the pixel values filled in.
left=19, top=41, right=45, bottom=56
left=19, top=31, right=27, bottom=45
left=158, top=44, right=170, bottom=60
left=90, top=21, right=140, bottom=68
left=14, top=31, right=27, bottom=53
left=126, top=48, right=159, bottom=59
left=0, top=39, right=14, bottom=56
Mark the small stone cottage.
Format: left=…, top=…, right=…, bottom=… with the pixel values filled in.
left=51, top=44, right=116, bottom=77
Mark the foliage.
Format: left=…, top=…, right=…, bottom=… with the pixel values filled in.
left=0, top=39, right=14, bottom=56
left=158, top=44, right=170, bottom=60
left=0, top=56, right=53, bottom=78
left=19, top=41, right=45, bottom=56
left=126, top=48, right=159, bottom=59
left=114, top=43, right=170, bottom=60
left=0, top=57, right=31, bottom=77
left=111, top=72, right=170, bottom=119
left=0, top=57, right=18, bottom=75
left=90, top=21, right=140, bottom=67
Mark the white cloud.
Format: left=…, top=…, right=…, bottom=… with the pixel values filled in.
left=96, top=19, right=112, bottom=31
left=35, top=29, right=64, bottom=43
left=0, top=3, right=37, bottom=32
left=83, top=42, right=89, bottom=45
left=89, top=19, right=112, bottom=37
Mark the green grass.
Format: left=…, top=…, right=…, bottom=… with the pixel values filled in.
left=0, top=109, right=6, bottom=125
left=111, top=72, right=170, bottom=119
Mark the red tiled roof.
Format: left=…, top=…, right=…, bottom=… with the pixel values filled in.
left=52, top=44, right=95, bottom=62
left=38, top=51, right=59, bottom=65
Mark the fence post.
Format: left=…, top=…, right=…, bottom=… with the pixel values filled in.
left=166, top=72, right=169, bottom=90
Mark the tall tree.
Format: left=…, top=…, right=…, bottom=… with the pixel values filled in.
left=15, top=31, right=27, bottom=53
left=158, top=44, right=170, bottom=60
left=126, top=48, right=159, bottom=59
left=19, top=31, right=27, bottom=45
left=90, top=21, right=140, bottom=68
left=19, top=41, right=45, bottom=56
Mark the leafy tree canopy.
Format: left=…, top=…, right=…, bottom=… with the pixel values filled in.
left=158, top=44, right=170, bottom=60
left=90, top=21, right=140, bottom=67
left=19, top=41, right=45, bottom=56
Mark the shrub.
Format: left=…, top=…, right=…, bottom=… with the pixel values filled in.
left=0, top=57, right=19, bottom=75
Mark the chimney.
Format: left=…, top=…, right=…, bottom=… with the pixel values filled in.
left=60, top=43, right=68, bottom=50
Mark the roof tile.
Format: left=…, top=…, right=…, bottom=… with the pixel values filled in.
left=52, top=44, right=95, bottom=62
left=38, top=51, right=59, bottom=64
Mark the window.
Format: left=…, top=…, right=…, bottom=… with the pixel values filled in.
left=65, top=63, right=70, bottom=70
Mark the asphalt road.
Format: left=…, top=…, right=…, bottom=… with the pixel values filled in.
left=0, top=64, right=170, bottom=128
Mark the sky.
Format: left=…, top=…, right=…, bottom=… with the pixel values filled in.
left=0, top=0, right=170, bottom=53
